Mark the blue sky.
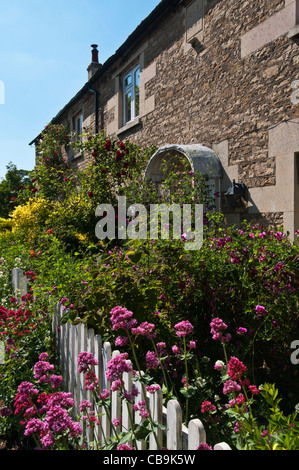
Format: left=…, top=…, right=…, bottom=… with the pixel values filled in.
left=0, top=0, right=161, bottom=180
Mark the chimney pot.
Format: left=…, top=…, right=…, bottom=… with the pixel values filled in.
left=91, top=44, right=99, bottom=63
left=87, top=44, right=101, bottom=80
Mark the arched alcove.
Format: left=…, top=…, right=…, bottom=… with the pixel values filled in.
left=144, top=144, right=223, bottom=209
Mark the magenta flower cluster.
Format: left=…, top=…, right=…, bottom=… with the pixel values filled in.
left=14, top=353, right=82, bottom=449
left=210, top=317, right=231, bottom=343
left=204, top=317, right=261, bottom=434
left=110, top=306, right=137, bottom=331
left=174, top=320, right=194, bottom=337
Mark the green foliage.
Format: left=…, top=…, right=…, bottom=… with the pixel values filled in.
left=0, top=162, right=31, bottom=218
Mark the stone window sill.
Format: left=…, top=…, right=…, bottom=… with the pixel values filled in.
left=288, top=24, right=299, bottom=39
left=117, top=117, right=141, bottom=135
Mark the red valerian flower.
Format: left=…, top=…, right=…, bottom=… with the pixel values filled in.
left=227, top=356, right=247, bottom=381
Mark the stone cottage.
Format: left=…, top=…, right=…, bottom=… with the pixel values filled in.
left=29, top=0, right=299, bottom=238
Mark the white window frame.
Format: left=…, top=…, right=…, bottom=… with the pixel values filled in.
left=73, top=112, right=83, bottom=141
left=122, top=64, right=140, bottom=126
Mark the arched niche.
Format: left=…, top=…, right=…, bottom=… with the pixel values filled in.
left=144, top=144, right=223, bottom=209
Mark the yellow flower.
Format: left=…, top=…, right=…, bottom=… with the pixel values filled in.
left=11, top=198, right=52, bottom=242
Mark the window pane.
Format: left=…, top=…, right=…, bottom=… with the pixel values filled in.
left=74, top=114, right=83, bottom=140
left=124, top=92, right=132, bottom=123
left=135, top=68, right=140, bottom=117
left=124, top=74, right=132, bottom=88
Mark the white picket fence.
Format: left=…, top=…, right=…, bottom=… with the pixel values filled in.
left=12, top=268, right=231, bottom=451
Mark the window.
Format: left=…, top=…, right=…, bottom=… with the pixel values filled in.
left=123, top=65, right=140, bottom=125
left=73, top=113, right=83, bottom=141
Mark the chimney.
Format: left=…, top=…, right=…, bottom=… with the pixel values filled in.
left=87, top=44, right=101, bottom=80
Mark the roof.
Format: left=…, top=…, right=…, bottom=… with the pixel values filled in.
left=29, top=0, right=177, bottom=146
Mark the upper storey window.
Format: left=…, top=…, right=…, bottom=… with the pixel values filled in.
left=123, top=64, right=140, bottom=125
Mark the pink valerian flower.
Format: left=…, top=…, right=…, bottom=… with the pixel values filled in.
left=24, top=418, right=46, bottom=437
left=84, top=370, right=99, bottom=391
left=274, top=231, right=284, bottom=241
left=68, top=421, right=83, bottom=438
left=49, top=374, right=63, bottom=390
left=248, top=385, right=260, bottom=395
left=40, top=432, right=54, bottom=449
left=255, top=305, right=268, bottom=317
left=113, top=417, right=122, bottom=427
left=156, top=342, right=167, bottom=355
left=14, top=397, right=31, bottom=416
left=109, top=306, right=137, bottom=331
left=38, top=352, right=49, bottom=361
left=172, top=345, right=181, bottom=355
left=79, top=400, right=92, bottom=412
left=111, top=379, right=124, bottom=392
left=133, top=400, right=149, bottom=419
left=229, top=394, right=246, bottom=408
left=17, top=381, right=39, bottom=397
left=201, top=400, right=216, bottom=413
left=196, top=443, right=212, bottom=450
left=123, top=384, right=139, bottom=401
left=44, top=405, right=82, bottom=439
left=174, top=320, right=194, bottom=337
left=77, top=352, right=98, bottom=373
left=155, top=342, right=170, bottom=369
left=117, top=444, right=133, bottom=450
left=181, top=376, right=190, bottom=388
left=131, top=322, right=156, bottom=339
left=99, top=389, right=110, bottom=401
left=146, top=384, right=160, bottom=394
left=227, top=357, right=247, bottom=381
left=210, top=318, right=231, bottom=343
left=223, top=380, right=241, bottom=395
left=46, top=392, right=74, bottom=409
left=237, top=327, right=247, bottom=335
left=33, top=360, right=55, bottom=384
left=233, top=420, right=245, bottom=434
left=145, top=350, right=160, bottom=369
left=106, top=353, right=132, bottom=382
left=115, top=336, right=128, bottom=347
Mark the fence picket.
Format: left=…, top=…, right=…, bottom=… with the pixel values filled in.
left=101, top=342, right=112, bottom=441
left=111, top=350, right=122, bottom=438
left=149, top=387, right=163, bottom=450
left=122, top=360, right=134, bottom=433
left=134, top=373, right=147, bottom=450
left=167, top=400, right=182, bottom=450
left=188, top=418, right=206, bottom=450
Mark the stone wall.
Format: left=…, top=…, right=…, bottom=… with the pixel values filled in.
left=56, top=0, right=299, bottom=237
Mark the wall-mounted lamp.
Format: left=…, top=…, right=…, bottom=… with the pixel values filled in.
left=224, top=180, right=247, bottom=209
